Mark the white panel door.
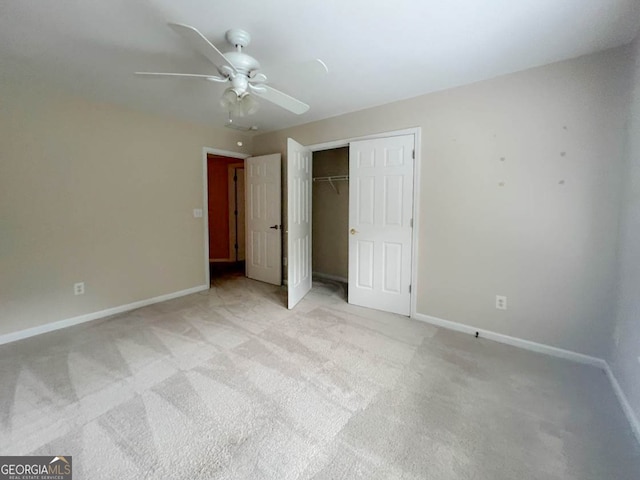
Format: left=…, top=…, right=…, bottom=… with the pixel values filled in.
left=348, top=135, right=414, bottom=315
left=287, top=138, right=312, bottom=309
left=245, top=154, right=282, bottom=285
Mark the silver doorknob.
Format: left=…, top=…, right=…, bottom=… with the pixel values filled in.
left=350, top=228, right=358, bottom=235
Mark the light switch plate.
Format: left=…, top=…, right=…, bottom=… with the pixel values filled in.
left=193, top=208, right=203, bottom=218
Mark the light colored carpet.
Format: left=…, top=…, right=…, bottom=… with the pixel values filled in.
left=0, top=275, right=638, bottom=479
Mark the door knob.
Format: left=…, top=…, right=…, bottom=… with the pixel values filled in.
left=350, top=228, right=358, bottom=235
left=270, top=224, right=280, bottom=230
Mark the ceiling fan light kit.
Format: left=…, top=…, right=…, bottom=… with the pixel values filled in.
left=221, top=88, right=260, bottom=116
left=135, top=23, right=323, bottom=120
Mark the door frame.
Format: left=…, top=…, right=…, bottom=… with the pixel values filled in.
left=202, top=147, right=250, bottom=287
left=227, top=162, right=245, bottom=261
left=305, top=127, right=421, bottom=317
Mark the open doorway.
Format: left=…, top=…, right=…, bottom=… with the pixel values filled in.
left=203, top=149, right=282, bottom=289
left=207, top=153, right=246, bottom=283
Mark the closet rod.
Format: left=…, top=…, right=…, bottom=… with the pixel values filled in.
left=313, top=175, right=349, bottom=194
left=312, top=175, right=349, bottom=182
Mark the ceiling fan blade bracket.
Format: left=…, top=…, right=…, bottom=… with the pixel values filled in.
left=248, top=84, right=266, bottom=94
left=219, top=65, right=236, bottom=78
left=206, top=76, right=229, bottom=83
left=249, top=72, right=268, bottom=84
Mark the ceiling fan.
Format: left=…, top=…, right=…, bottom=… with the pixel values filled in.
left=136, top=23, right=327, bottom=117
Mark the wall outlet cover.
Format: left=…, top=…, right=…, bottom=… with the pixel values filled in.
left=74, top=282, right=85, bottom=295
left=496, top=295, right=507, bottom=310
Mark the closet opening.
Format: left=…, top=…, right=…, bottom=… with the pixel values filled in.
left=311, top=146, right=349, bottom=294
left=288, top=129, right=417, bottom=314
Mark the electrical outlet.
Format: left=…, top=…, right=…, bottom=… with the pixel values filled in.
left=496, top=295, right=507, bottom=310
left=193, top=208, right=203, bottom=218
left=74, top=282, right=85, bottom=295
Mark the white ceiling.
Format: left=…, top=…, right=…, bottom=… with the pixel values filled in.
left=1, top=0, right=638, bottom=133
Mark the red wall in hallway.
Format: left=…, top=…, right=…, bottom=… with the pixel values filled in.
left=207, top=154, right=244, bottom=260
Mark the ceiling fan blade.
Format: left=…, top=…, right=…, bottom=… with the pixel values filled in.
left=168, top=23, right=237, bottom=75
left=135, top=72, right=228, bottom=82
left=253, top=86, right=309, bottom=114
left=310, top=59, right=329, bottom=75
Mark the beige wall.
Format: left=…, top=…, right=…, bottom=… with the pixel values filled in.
left=254, top=46, right=631, bottom=358
left=610, top=36, right=640, bottom=424
left=1, top=46, right=633, bottom=362
left=0, top=81, right=251, bottom=337
left=312, top=148, right=349, bottom=279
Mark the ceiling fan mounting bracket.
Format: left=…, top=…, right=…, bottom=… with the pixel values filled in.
left=226, top=29, right=251, bottom=48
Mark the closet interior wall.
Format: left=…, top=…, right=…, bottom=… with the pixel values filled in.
left=312, top=147, right=349, bottom=281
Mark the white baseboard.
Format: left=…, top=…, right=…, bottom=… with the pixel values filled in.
left=0, top=284, right=209, bottom=346
left=604, top=364, right=640, bottom=444
left=312, top=272, right=348, bottom=283
left=282, top=281, right=636, bottom=440
left=411, top=311, right=640, bottom=446
left=411, top=312, right=606, bottom=368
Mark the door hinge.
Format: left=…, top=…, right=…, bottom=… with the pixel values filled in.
left=410, top=218, right=413, bottom=228
left=409, top=285, right=412, bottom=293
left=412, top=149, right=415, bottom=159
left=234, top=174, right=237, bottom=182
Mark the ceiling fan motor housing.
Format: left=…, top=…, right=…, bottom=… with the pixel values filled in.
left=224, top=51, right=260, bottom=75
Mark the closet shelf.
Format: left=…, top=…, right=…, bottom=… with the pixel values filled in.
left=313, top=175, right=349, bottom=193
